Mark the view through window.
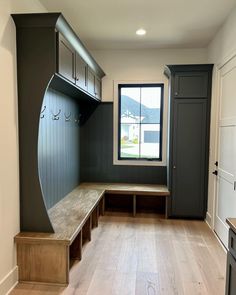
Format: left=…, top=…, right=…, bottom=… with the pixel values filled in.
left=118, top=84, right=164, bottom=160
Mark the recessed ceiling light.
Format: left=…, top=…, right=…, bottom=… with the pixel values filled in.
left=136, top=28, right=146, bottom=36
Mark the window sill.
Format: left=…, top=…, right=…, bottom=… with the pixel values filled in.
left=113, top=158, right=166, bottom=167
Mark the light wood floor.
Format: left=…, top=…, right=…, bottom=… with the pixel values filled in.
left=11, top=213, right=226, bottom=295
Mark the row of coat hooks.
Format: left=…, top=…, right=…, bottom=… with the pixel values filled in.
left=40, top=106, right=81, bottom=123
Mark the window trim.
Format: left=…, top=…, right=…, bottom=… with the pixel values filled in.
left=112, top=80, right=169, bottom=167
left=113, top=80, right=168, bottom=167
left=118, top=83, right=164, bottom=161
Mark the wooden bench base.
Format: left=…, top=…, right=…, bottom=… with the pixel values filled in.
left=15, top=183, right=169, bottom=286
left=80, top=183, right=170, bottom=219
left=104, top=193, right=168, bottom=218
left=15, top=188, right=105, bottom=285
left=17, top=242, right=69, bottom=285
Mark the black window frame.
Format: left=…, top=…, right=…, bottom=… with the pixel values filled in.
left=118, top=83, right=164, bottom=161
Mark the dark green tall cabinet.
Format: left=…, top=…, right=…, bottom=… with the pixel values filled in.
left=165, top=64, right=213, bottom=218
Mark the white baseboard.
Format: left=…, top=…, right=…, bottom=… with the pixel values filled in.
left=205, top=211, right=212, bottom=228
left=205, top=213, right=227, bottom=253
left=0, top=266, right=18, bottom=295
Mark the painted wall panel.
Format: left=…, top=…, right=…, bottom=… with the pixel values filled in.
left=38, top=88, right=80, bottom=209
left=80, top=103, right=167, bottom=184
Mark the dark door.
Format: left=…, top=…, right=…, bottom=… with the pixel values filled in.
left=171, top=99, right=207, bottom=217
left=58, top=34, right=75, bottom=83
left=75, top=54, right=87, bottom=91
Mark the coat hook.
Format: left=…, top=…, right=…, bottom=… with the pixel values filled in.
left=51, top=109, right=61, bottom=120
left=75, top=114, right=82, bottom=124
left=64, top=111, right=71, bottom=122
left=40, top=106, right=46, bottom=119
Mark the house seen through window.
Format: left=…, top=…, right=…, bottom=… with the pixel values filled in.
left=118, top=84, right=164, bottom=160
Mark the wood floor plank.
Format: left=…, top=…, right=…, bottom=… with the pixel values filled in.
left=135, top=272, right=160, bottom=295
left=11, top=214, right=226, bottom=295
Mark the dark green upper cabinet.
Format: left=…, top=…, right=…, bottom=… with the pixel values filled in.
left=12, top=13, right=105, bottom=103
left=58, top=34, right=76, bottom=84
left=88, top=68, right=95, bottom=96
left=57, top=30, right=103, bottom=100
left=58, top=32, right=95, bottom=95
left=75, top=54, right=87, bottom=91
left=87, top=68, right=101, bottom=100
left=94, top=76, right=101, bottom=100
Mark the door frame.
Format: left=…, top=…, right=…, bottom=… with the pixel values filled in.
left=209, top=50, right=236, bottom=232
left=210, top=65, right=220, bottom=230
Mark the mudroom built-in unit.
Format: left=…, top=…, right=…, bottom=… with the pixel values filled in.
left=12, top=12, right=105, bottom=232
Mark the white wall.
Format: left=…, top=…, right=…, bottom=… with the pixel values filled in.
left=0, top=1, right=46, bottom=294
left=208, top=8, right=236, bottom=64
left=207, top=6, right=236, bottom=228
left=91, top=48, right=207, bottom=102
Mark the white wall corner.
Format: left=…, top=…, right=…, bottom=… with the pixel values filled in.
left=0, top=266, right=18, bottom=295
left=205, top=212, right=212, bottom=228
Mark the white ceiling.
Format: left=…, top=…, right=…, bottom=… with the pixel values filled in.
left=39, top=0, right=236, bottom=50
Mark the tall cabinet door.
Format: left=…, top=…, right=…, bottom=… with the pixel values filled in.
left=171, top=99, right=208, bottom=217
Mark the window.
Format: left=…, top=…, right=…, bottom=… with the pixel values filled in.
left=118, top=84, right=164, bottom=161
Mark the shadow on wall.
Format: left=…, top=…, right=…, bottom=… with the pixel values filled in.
left=0, top=16, right=18, bottom=126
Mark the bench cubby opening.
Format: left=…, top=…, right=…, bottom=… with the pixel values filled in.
left=136, top=195, right=166, bottom=215
left=105, top=194, right=133, bottom=214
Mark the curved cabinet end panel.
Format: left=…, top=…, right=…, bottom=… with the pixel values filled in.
left=12, top=14, right=57, bottom=232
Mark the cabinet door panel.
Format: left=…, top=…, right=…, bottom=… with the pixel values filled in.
left=58, top=35, right=75, bottom=83
left=171, top=99, right=207, bottom=217
left=88, top=69, right=95, bottom=96
left=174, top=72, right=208, bottom=98
left=94, top=76, right=101, bottom=100
left=226, top=252, right=236, bottom=295
left=229, top=229, right=236, bottom=260
left=75, top=55, right=87, bottom=91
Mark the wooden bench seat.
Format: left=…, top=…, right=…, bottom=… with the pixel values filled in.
left=80, top=182, right=169, bottom=195
left=16, top=188, right=104, bottom=244
left=15, top=183, right=169, bottom=286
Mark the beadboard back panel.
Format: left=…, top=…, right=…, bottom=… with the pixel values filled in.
left=80, top=103, right=167, bottom=184
left=38, top=88, right=80, bottom=209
